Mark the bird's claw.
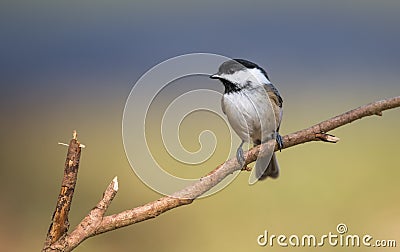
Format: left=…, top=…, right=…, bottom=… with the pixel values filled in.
left=276, top=133, right=283, bottom=152
left=236, top=147, right=245, bottom=167
left=236, top=141, right=245, bottom=167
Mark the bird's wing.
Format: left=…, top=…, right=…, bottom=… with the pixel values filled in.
left=264, top=83, right=283, bottom=131
left=263, top=83, right=283, bottom=108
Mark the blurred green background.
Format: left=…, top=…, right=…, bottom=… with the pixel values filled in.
left=1, top=0, right=399, bottom=251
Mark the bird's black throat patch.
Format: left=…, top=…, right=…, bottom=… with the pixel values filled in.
left=221, top=79, right=241, bottom=94
left=220, top=79, right=253, bottom=94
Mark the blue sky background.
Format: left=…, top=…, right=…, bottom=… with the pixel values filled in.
left=1, top=1, right=399, bottom=251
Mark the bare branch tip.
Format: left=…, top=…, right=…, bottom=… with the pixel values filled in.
left=112, top=176, right=119, bottom=191
left=327, top=135, right=340, bottom=143
left=72, top=130, right=77, bottom=140
left=316, top=133, right=340, bottom=143
left=58, top=142, right=69, bottom=147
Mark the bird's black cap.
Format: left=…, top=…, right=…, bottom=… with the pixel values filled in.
left=210, top=58, right=270, bottom=80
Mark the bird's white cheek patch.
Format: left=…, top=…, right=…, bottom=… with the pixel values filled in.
left=220, top=68, right=270, bottom=89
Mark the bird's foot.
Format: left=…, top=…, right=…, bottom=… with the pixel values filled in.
left=276, top=133, right=283, bottom=152
left=236, top=141, right=245, bottom=167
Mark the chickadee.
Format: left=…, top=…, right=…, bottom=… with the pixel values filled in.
left=210, top=59, right=283, bottom=181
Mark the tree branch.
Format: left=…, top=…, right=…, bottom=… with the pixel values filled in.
left=43, top=131, right=82, bottom=250
left=43, top=96, right=400, bottom=251
left=46, top=177, right=119, bottom=251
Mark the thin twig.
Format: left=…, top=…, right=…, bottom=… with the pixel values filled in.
left=44, top=96, right=400, bottom=251
left=43, top=131, right=82, bottom=251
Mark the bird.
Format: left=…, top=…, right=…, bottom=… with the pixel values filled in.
left=210, top=59, right=283, bottom=181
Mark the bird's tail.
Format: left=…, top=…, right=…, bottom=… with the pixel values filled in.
left=256, top=153, right=279, bottom=180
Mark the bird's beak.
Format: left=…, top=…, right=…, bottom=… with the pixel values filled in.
left=210, top=74, right=220, bottom=79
